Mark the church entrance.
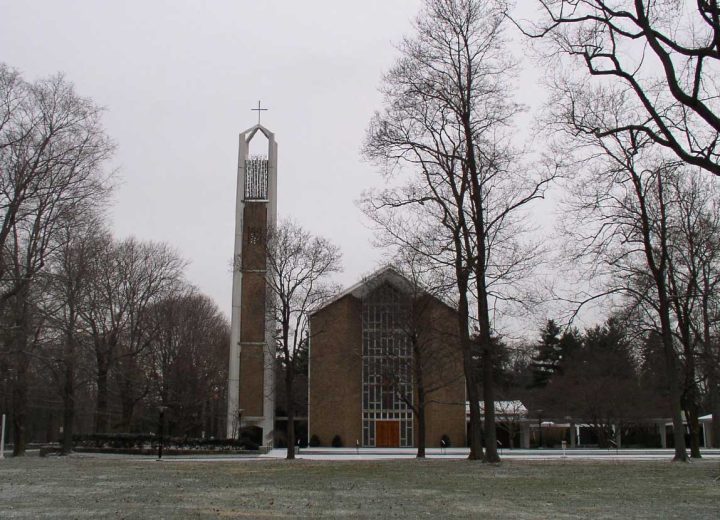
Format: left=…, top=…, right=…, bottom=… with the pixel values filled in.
left=375, top=420, right=400, bottom=448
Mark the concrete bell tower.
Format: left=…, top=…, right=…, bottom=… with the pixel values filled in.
left=226, top=118, right=277, bottom=446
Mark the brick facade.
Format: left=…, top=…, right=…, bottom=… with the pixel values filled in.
left=238, top=202, right=268, bottom=419
left=308, top=294, right=363, bottom=447
left=418, top=300, right=466, bottom=448
left=308, top=269, right=466, bottom=448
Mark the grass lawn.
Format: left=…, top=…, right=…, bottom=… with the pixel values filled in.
left=1, top=455, right=719, bottom=518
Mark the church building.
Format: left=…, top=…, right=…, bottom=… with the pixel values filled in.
left=227, top=119, right=466, bottom=449
left=308, top=267, right=467, bottom=448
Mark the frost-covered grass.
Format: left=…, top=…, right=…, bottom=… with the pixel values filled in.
left=1, top=455, right=719, bottom=518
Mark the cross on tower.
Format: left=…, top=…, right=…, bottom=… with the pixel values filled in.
left=251, top=100, right=268, bottom=125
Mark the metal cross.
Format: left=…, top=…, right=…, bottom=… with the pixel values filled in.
left=251, top=100, right=268, bottom=125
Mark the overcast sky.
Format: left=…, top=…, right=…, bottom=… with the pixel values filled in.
left=1, top=0, right=552, bottom=326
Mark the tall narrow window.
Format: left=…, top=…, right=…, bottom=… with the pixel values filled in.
left=361, top=283, right=413, bottom=447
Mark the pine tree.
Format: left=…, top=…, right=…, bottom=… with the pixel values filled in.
left=530, top=320, right=580, bottom=387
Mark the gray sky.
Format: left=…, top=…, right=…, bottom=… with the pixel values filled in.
left=1, top=0, right=551, bottom=325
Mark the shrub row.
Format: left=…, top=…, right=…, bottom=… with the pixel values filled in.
left=307, top=434, right=451, bottom=448
left=71, top=433, right=259, bottom=451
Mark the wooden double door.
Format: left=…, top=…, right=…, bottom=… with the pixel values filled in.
left=375, top=420, right=400, bottom=448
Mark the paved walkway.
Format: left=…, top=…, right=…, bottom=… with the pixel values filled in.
left=58, top=447, right=720, bottom=462
left=263, top=447, right=720, bottom=461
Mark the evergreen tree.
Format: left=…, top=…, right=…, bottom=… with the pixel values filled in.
left=529, top=320, right=579, bottom=387
left=639, top=330, right=672, bottom=418
left=539, top=318, right=642, bottom=446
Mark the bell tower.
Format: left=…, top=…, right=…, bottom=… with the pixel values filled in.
left=227, top=115, right=277, bottom=446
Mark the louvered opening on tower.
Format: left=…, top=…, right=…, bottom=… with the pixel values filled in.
left=244, top=155, right=269, bottom=200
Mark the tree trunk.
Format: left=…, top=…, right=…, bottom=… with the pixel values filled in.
left=635, top=172, right=687, bottom=462
left=416, top=386, right=426, bottom=458
left=212, top=397, right=220, bottom=439
left=11, top=288, right=30, bottom=456
left=285, top=369, right=295, bottom=460
left=680, top=318, right=702, bottom=458
left=462, top=98, right=500, bottom=465
left=474, top=258, right=499, bottom=462
left=676, top=311, right=701, bottom=458
left=481, top=340, right=499, bottom=463
left=701, top=281, right=720, bottom=448
left=95, top=353, right=110, bottom=433
left=465, top=376, right=483, bottom=459
left=658, top=301, right=688, bottom=461
left=686, top=406, right=702, bottom=458
left=12, top=355, right=28, bottom=456
left=201, top=399, right=207, bottom=439
left=681, top=377, right=701, bottom=458
left=120, top=398, right=134, bottom=432
left=456, top=272, right=482, bottom=460
left=412, top=329, right=427, bottom=459
left=61, top=357, right=75, bottom=454
left=61, top=321, right=78, bottom=455
left=119, top=379, right=135, bottom=432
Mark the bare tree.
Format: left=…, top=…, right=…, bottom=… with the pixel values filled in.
left=113, top=239, right=186, bottom=431
left=662, top=170, right=720, bottom=453
left=559, top=141, right=720, bottom=457
left=514, top=0, right=720, bottom=453
left=80, top=237, right=186, bottom=432
left=0, top=64, right=114, bottom=307
left=691, top=201, right=720, bottom=448
left=0, top=64, right=114, bottom=454
left=377, top=250, right=464, bottom=458
left=556, top=118, right=691, bottom=460
left=363, top=0, right=553, bottom=462
left=662, top=171, right=706, bottom=457
left=146, top=289, right=230, bottom=438
left=516, top=1, right=720, bottom=175
left=41, top=214, right=107, bottom=453
left=493, top=399, right=527, bottom=449
left=265, top=220, right=341, bottom=460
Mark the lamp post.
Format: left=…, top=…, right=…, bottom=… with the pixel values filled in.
left=157, top=405, right=168, bottom=460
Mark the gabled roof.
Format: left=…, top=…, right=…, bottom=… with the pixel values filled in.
left=311, top=265, right=434, bottom=316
